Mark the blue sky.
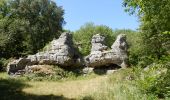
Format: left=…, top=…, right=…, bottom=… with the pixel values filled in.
left=54, top=0, right=139, bottom=31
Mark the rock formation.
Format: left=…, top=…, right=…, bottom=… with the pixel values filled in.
left=91, top=34, right=108, bottom=52
left=7, top=32, right=82, bottom=75
left=7, top=58, right=30, bottom=75
left=85, top=34, right=128, bottom=68
left=7, top=33, right=128, bottom=75
left=27, top=32, right=82, bottom=67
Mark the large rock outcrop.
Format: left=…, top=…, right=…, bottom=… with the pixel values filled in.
left=7, top=33, right=128, bottom=75
left=27, top=32, right=82, bottom=67
left=85, top=34, right=128, bottom=68
left=7, top=32, right=82, bottom=75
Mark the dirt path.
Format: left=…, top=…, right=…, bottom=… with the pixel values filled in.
left=22, top=75, right=108, bottom=99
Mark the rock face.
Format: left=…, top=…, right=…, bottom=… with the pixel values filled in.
left=7, top=32, right=82, bottom=75
left=91, top=34, right=108, bottom=52
left=7, top=58, right=30, bottom=75
left=7, top=33, right=128, bottom=75
left=85, top=34, right=128, bottom=68
left=27, top=32, right=82, bottom=67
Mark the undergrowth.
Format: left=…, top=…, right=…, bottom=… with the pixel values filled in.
left=8, top=65, right=98, bottom=82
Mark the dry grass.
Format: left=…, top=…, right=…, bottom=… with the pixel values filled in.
left=27, top=65, right=55, bottom=75
left=2, top=68, right=152, bottom=100
left=0, top=68, right=162, bottom=100
left=22, top=75, right=108, bottom=99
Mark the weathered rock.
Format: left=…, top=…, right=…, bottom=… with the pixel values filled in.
left=82, top=67, right=94, bottom=74
left=7, top=33, right=128, bottom=75
left=7, top=32, right=82, bottom=75
left=27, top=32, right=82, bottom=67
left=85, top=34, right=128, bottom=68
left=106, top=69, right=117, bottom=75
left=7, top=58, right=30, bottom=75
left=91, top=34, right=108, bottom=52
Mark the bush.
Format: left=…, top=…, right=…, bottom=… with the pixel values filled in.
left=0, top=58, right=13, bottom=72
left=133, top=62, right=170, bottom=98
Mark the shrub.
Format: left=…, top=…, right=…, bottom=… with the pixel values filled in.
left=0, top=58, right=13, bottom=72
left=133, top=62, right=170, bottom=98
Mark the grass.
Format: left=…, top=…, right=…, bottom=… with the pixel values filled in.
left=0, top=72, right=8, bottom=79
left=19, top=65, right=100, bottom=81
left=0, top=75, right=71, bottom=100
left=80, top=68, right=158, bottom=100
left=0, top=68, right=160, bottom=100
left=22, top=75, right=107, bottom=99
left=0, top=71, right=106, bottom=100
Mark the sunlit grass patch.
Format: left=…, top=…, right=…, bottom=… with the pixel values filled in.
left=0, top=72, right=9, bottom=79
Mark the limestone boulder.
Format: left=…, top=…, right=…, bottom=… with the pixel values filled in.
left=7, top=32, right=82, bottom=75
left=7, top=32, right=129, bottom=75
left=27, top=32, right=82, bottom=67
left=91, top=34, right=108, bottom=52
left=7, top=58, right=30, bottom=75
left=85, top=34, right=128, bottom=68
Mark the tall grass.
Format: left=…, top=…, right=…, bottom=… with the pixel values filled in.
left=80, top=69, right=158, bottom=100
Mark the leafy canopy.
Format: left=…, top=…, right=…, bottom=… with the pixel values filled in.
left=0, top=0, right=65, bottom=58
left=123, top=0, right=170, bottom=59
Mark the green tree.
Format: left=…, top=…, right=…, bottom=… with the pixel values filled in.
left=0, top=18, right=29, bottom=58
left=73, top=23, right=140, bottom=61
left=0, top=0, right=65, bottom=58
left=123, top=0, right=170, bottom=59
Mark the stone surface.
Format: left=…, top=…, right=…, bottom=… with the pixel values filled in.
left=91, top=34, right=108, bottom=52
left=7, top=33, right=128, bottom=75
left=106, top=69, right=117, bottom=75
left=85, top=34, right=128, bottom=68
left=27, top=32, right=82, bottom=67
left=82, top=67, right=94, bottom=74
left=7, top=32, right=82, bottom=75
left=7, top=58, right=30, bottom=75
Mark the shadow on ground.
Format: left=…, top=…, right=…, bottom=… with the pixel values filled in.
left=0, top=79, right=74, bottom=100
left=93, top=64, right=121, bottom=75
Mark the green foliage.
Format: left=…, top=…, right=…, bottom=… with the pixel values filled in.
left=133, top=61, right=170, bottom=98
left=0, top=0, right=65, bottom=59
left=0, top=18, right=29, bottom=58
left=123, top=0, right=170, bottom=59
left=73, top=23, right=114, bottom=56
left=73, top=23, right=142, bottom=65
left=0, top=58, right=13, bottom=71
left=22, top=66, right=81, bottom=81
